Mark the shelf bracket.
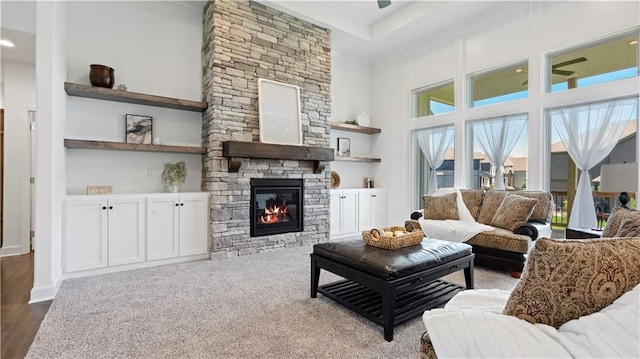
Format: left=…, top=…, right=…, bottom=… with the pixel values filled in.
left=313, top=161, right=325, bottom=174
left=228, top=158, right=242, bottom=173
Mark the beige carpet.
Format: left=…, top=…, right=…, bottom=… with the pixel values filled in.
left=27, top=245, right=518, bottom=359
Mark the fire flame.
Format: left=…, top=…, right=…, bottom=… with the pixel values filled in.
left=259, top=205, right=288, bottom=224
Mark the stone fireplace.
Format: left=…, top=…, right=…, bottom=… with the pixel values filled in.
left=202, top=0, right=332, bottom=258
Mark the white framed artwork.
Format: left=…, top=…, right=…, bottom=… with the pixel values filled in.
left=257, top=78, right=302, bottom=145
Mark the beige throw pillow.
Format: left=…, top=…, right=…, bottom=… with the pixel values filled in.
left=503, top=237, right=640, bottom=328
left=476, top=190, right=508, bottom=224
left=603, top=207, right=640, bottom=238
left=489, top=194, right=539, bottom=232
left=614, top=218, right=640, bottom=237
left=423, top=193, right=459, bottom=220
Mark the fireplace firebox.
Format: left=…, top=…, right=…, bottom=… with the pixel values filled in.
left=250, top=178, right=303, bottom=237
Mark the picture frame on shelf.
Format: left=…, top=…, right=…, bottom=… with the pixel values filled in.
left=125, top=114, right=153, bottom=144
left=257, top=78, right=302, bottom=145
left=337, top=137, right=350, bottom=157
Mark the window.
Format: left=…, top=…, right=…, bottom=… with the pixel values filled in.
left=415, top=126, right=455, bottom=201
left=412, top=82, right=454, bottom=117
left=468, top=114, right=528, bottom=190
left=547, top=98, right=638, bottom=228
left=469, top=63, right=528, bottom=107
left=550, top=33, right=638, bottom=92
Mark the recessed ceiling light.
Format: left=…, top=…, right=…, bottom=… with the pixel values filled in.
left=515, top=68, right=523, bottom=73
left=0, top=39, right=15, bottom=47
left=630, top=40, right=639, bottom=45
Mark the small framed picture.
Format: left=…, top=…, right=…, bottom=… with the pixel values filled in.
left=126, top=114, right=153, bottom=144
left=337, top=137, right=351, bottom=157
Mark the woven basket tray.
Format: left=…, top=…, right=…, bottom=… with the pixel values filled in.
left=362, top=226, right=425, bottom=250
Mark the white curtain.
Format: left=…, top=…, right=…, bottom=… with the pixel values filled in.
left=416, top=126, right=455, bottom=194
left=473, top=114, right=527, bottom=190
left=549, top=98, right=637, bottom=229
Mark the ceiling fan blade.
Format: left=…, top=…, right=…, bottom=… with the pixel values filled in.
left=552, top=57, right=587, bottom=69
left=552, top=69, right=574, bottom=76
left=377, top=0, right=391, bottom=9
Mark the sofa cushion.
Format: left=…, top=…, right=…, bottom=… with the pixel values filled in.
left=503, top=237, right=640, bottom=328
left=459, top=189, right=484, bottom=221
left=423, top=192, right=459, bottom=220
left=476, top=190, right=508, bottom=224
left=466, top=228, right=531, bottom=254
left=490, top=195, right=539, bottom=232
left=431, top=188, right=475, bottom=222
left=615, top=218, right=640, bottom=237
left=514, top=190, right=553, bottom=222
left=602, top=207, right=640, bottom=237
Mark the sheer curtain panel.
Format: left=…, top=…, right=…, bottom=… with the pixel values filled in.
left=416, top=126, right=455, bottom=194
left=473, top=114, right=527, bottom=190
left=549, top=97, right=637, bottom=229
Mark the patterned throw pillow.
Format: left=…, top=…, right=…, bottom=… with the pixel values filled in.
left=489, top=194, right=539, bottom=232
left=603, top=207, right=640, bottom=238
left=423, top=193, right=459, bottom=220
left=476, top=190, right=508, bottom=224
left=614, top=218, right=640, bottom=237
left=503, top=237, right=640, bottom=328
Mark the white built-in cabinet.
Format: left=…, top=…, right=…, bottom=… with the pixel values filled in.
left=358, top=189, right=387, bottom=231
left=330, top=189, right=359, bottom=238
left=63, top=192, right=208, bottom=277
left=330, top=188, right=386, bottom=239
left=147, top=193, right=208, bottom=260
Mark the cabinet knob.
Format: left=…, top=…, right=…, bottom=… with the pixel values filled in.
left=180, top=203, right=184, bottom=206
left=175, top=203, right=180, bottom=207
left=102, top=206, right=107, bottom=210
left=371, top=195, right=376, bottom=198
left=109, top=206, right=113, bottom=210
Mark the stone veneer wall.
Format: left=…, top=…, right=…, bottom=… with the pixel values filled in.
left=202, top=0, right=332, bottom=258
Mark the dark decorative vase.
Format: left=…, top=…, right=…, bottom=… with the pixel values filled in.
left=89, top=64, right=114, bottom=88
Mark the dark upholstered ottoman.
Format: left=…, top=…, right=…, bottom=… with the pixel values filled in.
left=311, top=238, right=474, bottom=341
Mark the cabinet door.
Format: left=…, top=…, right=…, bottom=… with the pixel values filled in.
left=370, top=191, right=386, bottom=229
left=330, top=191, right=342, bottom=235
left=341, top=191, right=359, bottom=234
left=108, top=197, right=145, bottom=266
left=64, top=199, right=108, bottom=272
left=178, top=195, right=208, bottom=256
left=358, top=191, right=372, bottom=231
left=147, top=197, right=179, bottom=260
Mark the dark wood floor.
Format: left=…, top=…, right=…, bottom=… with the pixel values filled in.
left=1, top=252, right=51, bottom=359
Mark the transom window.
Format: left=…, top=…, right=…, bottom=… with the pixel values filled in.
left=469, top=63, right=528, bottom=108
left=550, top=33, right=638, bottom=92
left=412, top=82, right=454, bottom=117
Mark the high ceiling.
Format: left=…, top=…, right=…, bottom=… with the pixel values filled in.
left=259, top=0, right=503, bottom=61
left=1, top=1, right=506, bottom=64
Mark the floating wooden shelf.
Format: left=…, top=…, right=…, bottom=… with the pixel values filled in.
left=222, top=141, right=334, bottom=174
left=64, top=82, right=207, bottom=112
left=329, top=122, right=381, bottom=134
left=64, top=139, right=206, bottom=154
left=334, top=156, right=381, bottom=163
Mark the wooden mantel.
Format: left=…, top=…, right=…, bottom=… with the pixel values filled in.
left=222, top=141, right=334, bottom=174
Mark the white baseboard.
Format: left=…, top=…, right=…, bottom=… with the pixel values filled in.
left=0, top=245, right=24, bottom=257
left=29, top=271, right=63, bottom=303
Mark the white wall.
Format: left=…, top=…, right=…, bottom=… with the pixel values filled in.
left=64, top=1, right=203, bottom=194
left=330, top=51, right=376, bottom=189
left=31, top=1, right=203, bottom=302
left=371, top=1, right=640, bottom=225
left=1, top=60, right=35, bottom=256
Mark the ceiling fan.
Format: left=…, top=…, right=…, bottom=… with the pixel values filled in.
left=521, top=57, right=587, bottom=85
left=378, top=0, right=391, bottom=9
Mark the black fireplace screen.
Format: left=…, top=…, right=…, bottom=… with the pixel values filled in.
left=250, top=178, right=303, bottom=237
